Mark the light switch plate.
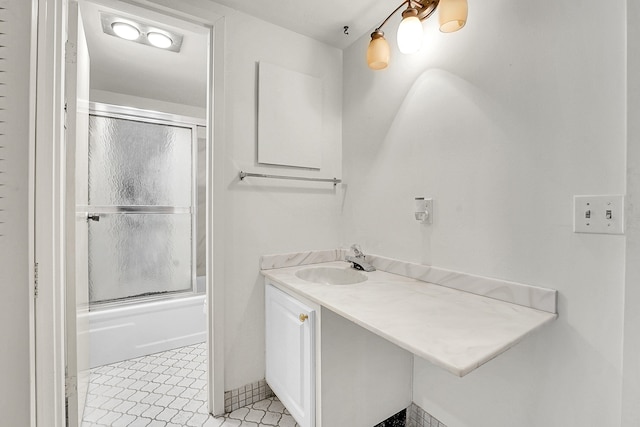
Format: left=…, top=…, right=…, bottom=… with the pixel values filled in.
left=573, top=195, right=625, bottom=235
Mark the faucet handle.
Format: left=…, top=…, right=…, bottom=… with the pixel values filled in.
left=351, top=244, right=364, bottom=258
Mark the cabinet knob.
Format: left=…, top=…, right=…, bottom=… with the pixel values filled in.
left=299, top=313, right=309, bottom=322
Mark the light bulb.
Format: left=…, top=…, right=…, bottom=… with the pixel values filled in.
left=367, top=31, right=390, bottom=70
left=397, top=10, right=423, bottom=54
left=111, top=22, right=140, bottom=41
left=147, top=32, right=173, bottom=49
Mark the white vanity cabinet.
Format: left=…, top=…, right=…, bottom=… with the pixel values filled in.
left=265, top=282, right=412, bottom=427
left=263, top=256, right=557, bottom=426
left=265, top=284, right=316, bottom=427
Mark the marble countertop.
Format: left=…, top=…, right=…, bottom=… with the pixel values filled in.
left=261, top=261, right=557, bottom=377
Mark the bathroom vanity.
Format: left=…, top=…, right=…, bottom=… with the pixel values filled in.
left=265, top=281, right=412, bottom=427
left=262, top=251, right=558, bottom=427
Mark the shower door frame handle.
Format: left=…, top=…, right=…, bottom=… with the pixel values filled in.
left=81, top=205, right=192, bottom=215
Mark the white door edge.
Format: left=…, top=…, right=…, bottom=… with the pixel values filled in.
left=33, top=0, right=70, bottom=425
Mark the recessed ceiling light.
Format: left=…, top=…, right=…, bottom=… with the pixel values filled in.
left=111, top=22, right=140, bottom=41
left=102, top=13, right=183, bottom=52
left=147, top=32, right=173, bottom=49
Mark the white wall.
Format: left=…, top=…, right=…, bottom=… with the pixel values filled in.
left=622, top=1, right=639, bottom=425
left=16, top=0, right=635, bottom=422
left=218, top=6, right=343, bottom=390
left=0, top=0, right=34, bottom=424
left=342, top=0, right=626, bottom=426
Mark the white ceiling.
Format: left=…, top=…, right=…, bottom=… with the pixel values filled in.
left=209, top=0, right=392, bottom=49
left=80, top=0, right=394, bottom=108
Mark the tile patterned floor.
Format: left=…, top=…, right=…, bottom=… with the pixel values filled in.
left=82, top=343, right=299, bottom=427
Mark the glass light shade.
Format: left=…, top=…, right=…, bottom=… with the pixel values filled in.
left=147, top=32, right=173, bottom=49
left=367, top=34, right=390, bottom=70
left=111, top=22, right=140, bottom=41
left=397, top=15, right=423, bottom=54
left=439, top=0, right=468, bottom=33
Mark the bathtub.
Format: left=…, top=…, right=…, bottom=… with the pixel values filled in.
left=84, top=277, right=207, bottom=368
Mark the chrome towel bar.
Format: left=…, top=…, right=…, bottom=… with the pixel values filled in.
left=239, top=171, right=341, bottom=186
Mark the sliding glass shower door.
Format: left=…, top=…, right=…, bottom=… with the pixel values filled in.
left=86, top=107, right=197, bottom=305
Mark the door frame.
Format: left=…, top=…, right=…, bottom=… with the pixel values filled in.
left=32, top=0, right=227, bottom=424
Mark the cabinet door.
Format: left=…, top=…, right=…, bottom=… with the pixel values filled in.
left=265, top=284, right=315, bottom=427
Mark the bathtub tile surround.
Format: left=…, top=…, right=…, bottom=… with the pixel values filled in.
left=407, top=403, right=447, bottom=427
left=223, top=379, right=275, bottom=413
left=82, top=342, right=298, bottom=427
left=261, top=249, right=557, bottom=313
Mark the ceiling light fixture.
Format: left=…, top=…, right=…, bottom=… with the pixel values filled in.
left=101, top=13, right=184, bottom=53
left=367, top=0, right=468, bottom=70
left=111, top=22, right=140, bottom=41
left=147, top=32, right=173, bottom=49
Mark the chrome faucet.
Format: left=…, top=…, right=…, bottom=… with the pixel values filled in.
left=345, top=244, right=376, bottom=272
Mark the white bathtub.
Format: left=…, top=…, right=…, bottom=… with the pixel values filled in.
left=85, top=277, right=207, bottom=368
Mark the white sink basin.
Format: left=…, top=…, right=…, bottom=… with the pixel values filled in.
left=295, top=267, right=367, bottom=285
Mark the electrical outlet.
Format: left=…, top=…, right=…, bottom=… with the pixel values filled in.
left=573, top=195, right=624, bottom=235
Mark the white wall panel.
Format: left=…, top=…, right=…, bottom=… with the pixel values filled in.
left=0, top=0, right=35, bottom=425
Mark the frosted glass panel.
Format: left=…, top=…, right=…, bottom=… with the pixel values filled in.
left=88, top=115, right=193, bottom=206
left=88, top=213, right=192, bottom=303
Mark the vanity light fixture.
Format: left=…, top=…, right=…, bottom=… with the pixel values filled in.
left=397, top=7, right=423, bottom=54
left=101, top=13, right=183, bottom=53
left=367, top=0, right=468, bottom=70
